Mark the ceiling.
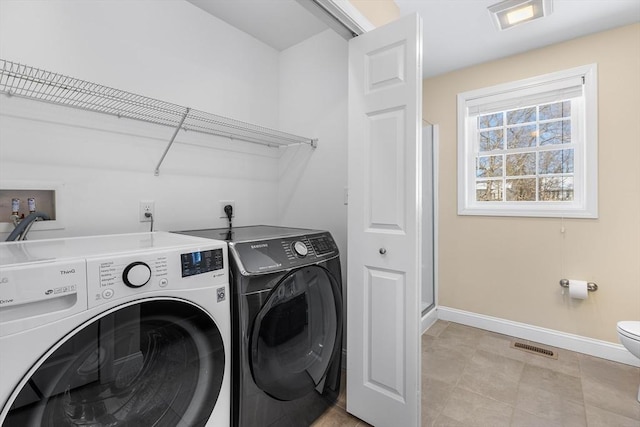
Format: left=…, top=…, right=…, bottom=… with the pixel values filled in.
left=187, top=0, right=640, bottom=78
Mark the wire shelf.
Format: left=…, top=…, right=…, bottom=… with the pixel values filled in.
left=0, top=59, right=317, bottom=174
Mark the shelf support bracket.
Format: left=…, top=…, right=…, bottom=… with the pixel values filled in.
left=154, top=108, right=190, bottom=176
left=311, top=139, right=318, bottom=148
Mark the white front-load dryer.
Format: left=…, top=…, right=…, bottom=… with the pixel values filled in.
left=0, top=231, right=230, bottom=426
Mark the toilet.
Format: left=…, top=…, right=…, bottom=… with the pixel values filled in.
left=617, top=321, right=640, bottom=402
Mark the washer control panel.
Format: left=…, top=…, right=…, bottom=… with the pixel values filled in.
left=0, top=232, right=228, bottom=336
left=87, top=246, right=225, bottom=309
left=230, top=232, right=338, bottom=275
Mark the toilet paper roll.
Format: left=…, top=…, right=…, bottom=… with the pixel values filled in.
left=569, top=280, right=589, bottom=300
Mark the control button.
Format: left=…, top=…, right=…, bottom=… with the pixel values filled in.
left=123, top=262, right=152, bottom=288
left=102, top=289, right=114, bottom=299
left=310, top=237, right=333, bottom=255
left=292, top=241, right=308, bottom=257
left=159, top=278, right=168, bottom=288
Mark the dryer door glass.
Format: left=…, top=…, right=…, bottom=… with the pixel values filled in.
left=250, top=265, right=342, bottom=401
left=3, top=300, right=225, bottom=427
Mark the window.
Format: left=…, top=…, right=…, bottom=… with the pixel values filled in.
left=457, top=64, right=598, bottom=218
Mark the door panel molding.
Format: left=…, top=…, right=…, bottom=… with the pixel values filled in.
left=366, top=107, right=406, bottom=231
left=366, top=41, right=407, bottom=92
left=364, top=267, right=406, bottom=400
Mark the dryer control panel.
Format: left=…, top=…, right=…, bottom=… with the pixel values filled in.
left=230, top=232, right=338, bottom=275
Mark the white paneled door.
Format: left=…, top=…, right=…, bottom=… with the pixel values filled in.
left=346, top=13, right=423, bottom=427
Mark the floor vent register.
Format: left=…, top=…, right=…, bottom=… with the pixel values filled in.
left=510, top=341, right=558, bottom=359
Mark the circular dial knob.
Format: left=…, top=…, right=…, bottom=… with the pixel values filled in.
left=122, top=262, right=152, bottom=288
left=292, top=241, right=308, bottom=257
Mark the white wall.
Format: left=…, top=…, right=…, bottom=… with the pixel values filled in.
left=0, top=0, right=279, bottom=125
left=0, top=0, right=283, bottom=239
left=0, top=97, right=280, bottom=238
left=277, top=29, right=349, bottom=279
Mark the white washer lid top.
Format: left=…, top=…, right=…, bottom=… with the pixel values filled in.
left=0, top=231, right=223, bottom=266
left=617, top=321, right=640, bottom=339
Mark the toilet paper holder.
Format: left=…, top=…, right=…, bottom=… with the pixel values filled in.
left=559, top=279, right=598, bottom=292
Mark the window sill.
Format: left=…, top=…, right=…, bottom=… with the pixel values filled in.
left=457, top=203, right=598, bottom=219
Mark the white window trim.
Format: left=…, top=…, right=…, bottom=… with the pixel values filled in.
left=457, top=64, right=598, bottom=218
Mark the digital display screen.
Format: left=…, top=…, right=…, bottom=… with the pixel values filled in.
left=181, top=249, right=223, bottom=277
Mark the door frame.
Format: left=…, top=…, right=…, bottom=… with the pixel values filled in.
left=296, top=0, right=375, bottom=39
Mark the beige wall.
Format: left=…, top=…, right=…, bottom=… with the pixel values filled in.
left=349, top=0, right=399, bottom=27
left=424, top=23, right=640, bottom=343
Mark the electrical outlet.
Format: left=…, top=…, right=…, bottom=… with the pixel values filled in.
left=139, top=200, right=155, bottom=222
left=219, top=200, right=235, bottom=219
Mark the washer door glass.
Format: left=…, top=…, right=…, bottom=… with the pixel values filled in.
left=250, top=265, right=342, bottom=401
left=3, top=299, right=225, bottom=427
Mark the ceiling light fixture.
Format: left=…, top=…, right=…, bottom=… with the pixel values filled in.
left=488, top=0, right=553, bottom=31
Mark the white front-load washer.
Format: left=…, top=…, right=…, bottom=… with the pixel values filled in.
left=0, top=231, right=230, bottom=426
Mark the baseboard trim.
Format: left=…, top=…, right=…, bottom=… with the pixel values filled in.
left=421, top=306, right=438, bottom=334
left=437, top=306, right=639, bottom=367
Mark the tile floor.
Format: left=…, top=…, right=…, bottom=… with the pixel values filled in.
left=311, top=320, right=640, bottom=426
